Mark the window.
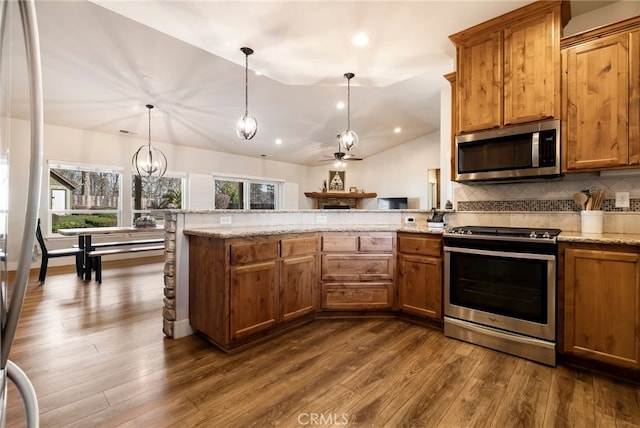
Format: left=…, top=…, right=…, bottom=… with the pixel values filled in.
left=132, top=174, right=184, bottom=224
left=214, top=175, right=281, bottom=210
left=49, top=163, right=122, bottom=233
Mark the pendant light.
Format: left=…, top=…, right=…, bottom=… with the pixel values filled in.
left=338, top=72, right=358, bottom=151
left=236, top=47, right=258, bottom=140
left=132, top=104, right=167, bottom=179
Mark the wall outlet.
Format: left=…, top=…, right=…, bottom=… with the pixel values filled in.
left=316, top=214, right=327, bottom=223
left=220, top=216, right=232, bottom=225
left=404, top=216, right=415, bottom=224
left=615, top=192, right=630, bottom=208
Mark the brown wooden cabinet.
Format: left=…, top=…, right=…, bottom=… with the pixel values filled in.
left=562, top=17, right=640, bottom=172
left=396, top=233, right=443, bottom=320
left=230, top=260, right=278, bottom=340
left=450, top=1, right=566, bottom=133
left=320, top=232, right=395, bottom=310
left=189, top=233, right=318, bottom=351
left=561, top=243, right=640, bottom=370
left=280, top=235, right=318, bottom=322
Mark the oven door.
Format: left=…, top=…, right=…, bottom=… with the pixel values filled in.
left=444, top=245, right=556, bottom=342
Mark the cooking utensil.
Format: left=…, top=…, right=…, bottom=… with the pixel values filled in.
left=573, top=192, right=588, bottom=210
left=590, top=189, right=604, bottom=210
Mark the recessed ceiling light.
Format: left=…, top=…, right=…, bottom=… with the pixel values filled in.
left=394, top=127, right=402, bottom=134
left=275, top=138, right=283, bottom=145
left=352, top=32, right=369, bottom=47
left=336, top=101, right=345, bottom=110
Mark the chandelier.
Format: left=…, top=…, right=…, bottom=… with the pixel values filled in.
left=236, top=47, right=258, bottom=140
left=338, top=72, right=358, bottom=151
left=132, top=104, right=167, bottom=179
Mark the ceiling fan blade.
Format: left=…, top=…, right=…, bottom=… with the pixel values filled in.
left=343, top=154, right=363, bottom=160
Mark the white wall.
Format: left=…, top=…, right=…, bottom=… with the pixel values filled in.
left=305, top=131, right=441, bottom=210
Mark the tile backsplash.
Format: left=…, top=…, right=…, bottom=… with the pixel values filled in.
left=449, top=173, right=640, bottom=233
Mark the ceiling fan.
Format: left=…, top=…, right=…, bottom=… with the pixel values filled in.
left=319, top=135, right=363, bottom=167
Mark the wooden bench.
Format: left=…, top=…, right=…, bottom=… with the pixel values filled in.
left=74, top=238, right=164, bottom=249
left=87, top=243, right=165, bottom=284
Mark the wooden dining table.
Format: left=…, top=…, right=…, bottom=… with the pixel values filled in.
left=58, top=225, right=164, bottom=280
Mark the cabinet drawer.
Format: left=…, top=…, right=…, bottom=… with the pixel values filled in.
left=359, top=234, right=394, bottom=252
left=322, top=235, right=358, bottom=252
left=397, top=234, right=442, bottom=257
left=322, top=283, right=393, bottom=310
left=230, top=240, right=279, bottom=265
left=322, top=254, right=394, bottom=281
left=280, top=235, right=317, bottom=257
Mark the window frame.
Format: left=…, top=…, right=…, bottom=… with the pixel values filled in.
left=47, top=161, right=123, bottom=235
left=131, top=172, right=187, bottom=224
left=212, top=173, right=283, bottom=210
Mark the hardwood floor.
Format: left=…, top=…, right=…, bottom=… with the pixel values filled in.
left=4, top=262, right=640, bottom=427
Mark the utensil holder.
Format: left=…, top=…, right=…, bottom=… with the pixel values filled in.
left=581, top=210, right=603, bottom=234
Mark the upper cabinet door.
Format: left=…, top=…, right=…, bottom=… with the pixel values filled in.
left=457, top=30, right=503, bottom=133
left=504, top=10, right=559, bottom=125
left=564, top=32, right=631, bottom=171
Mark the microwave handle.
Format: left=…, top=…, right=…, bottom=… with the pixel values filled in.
left=531, top=132, right=539, bottom=167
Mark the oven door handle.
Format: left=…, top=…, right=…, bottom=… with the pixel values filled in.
left=444, top=246, right=555, bottom=261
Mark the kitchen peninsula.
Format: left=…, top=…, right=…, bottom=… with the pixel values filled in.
left=160, top=209, right=432, bottom=341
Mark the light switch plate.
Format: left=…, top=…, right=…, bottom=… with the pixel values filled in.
left=316, top=215, right=327, bottom=223
left=615, top=192, right=630, bottom=208
left=220, top=216, right=232, bottom=224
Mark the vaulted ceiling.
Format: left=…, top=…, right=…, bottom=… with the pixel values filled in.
left=8, top=0, right=617, bottom=166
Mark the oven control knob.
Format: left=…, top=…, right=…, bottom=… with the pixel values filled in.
left=543, top=232, right=550, bottom=239
left=530, top=231, right=537, bottom=238
left=466, top=230, right=472, bottom=235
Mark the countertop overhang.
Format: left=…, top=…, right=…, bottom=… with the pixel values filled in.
left=183, top=224, right=444, bottom=239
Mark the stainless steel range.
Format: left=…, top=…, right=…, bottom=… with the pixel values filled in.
left=443, top=226, right=561, bottom=366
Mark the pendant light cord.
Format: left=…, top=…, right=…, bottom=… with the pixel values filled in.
left=148, top=105, right=152, bottom=148
left=244, top=52, right=249, bottom=116
left=347, top=77, right=351, bottom=131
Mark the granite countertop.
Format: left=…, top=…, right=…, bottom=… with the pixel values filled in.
left=182, top=224, right=640, bottom=246
left=183, top=224, right=444, bottom=238
left=558, top=231, right=640, bottom=246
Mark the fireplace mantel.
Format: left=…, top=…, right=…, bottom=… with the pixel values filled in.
left=304, top=192, right=377, bottom=209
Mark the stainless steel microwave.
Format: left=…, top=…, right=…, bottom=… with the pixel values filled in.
left=455, top=120, right=560, bottom=182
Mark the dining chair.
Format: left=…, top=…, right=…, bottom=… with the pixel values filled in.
left=35, top=218, right=83, bottom=283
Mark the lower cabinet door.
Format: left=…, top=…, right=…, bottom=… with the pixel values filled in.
left=280, top=254, right=317, bottom=322
left=398, top=254, right=442, bottom=320
left=230, top=261, right=278, bottom=340
left=322, top=282, right=393, bottom=310
left=564, top=248, right=640, bottom=369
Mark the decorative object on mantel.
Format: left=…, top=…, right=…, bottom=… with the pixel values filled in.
left=328, top=170, right=346, bottom=191
left=132, top=104, right=168, bottom=180
left=304, top=191, right=377, bottom=209
left=338, top=72, right=358, bottom=151
left=236, top=47, right=258, bottom=140
left=133, top=215, right=157, bottom=228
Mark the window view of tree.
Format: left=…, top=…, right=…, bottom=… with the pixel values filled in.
left=250, top=182, right=275, bottom=209
left=214, top=176, right=279, bottom=210
left=215, top=180, right=244, bottom=209
left=49, top=166, right=121, bottom=232
left=132, top=175, right=183, bottom=223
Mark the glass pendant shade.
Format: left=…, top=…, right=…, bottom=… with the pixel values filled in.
left=236, top=47, right=257, bottom=140
left=133, top=104, right=167, bottom=179
left=236, top=113, right=258, bottom=140
left=338, top=130, right=358, bottom=151
left=339, top=72, right=358, bottom=151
